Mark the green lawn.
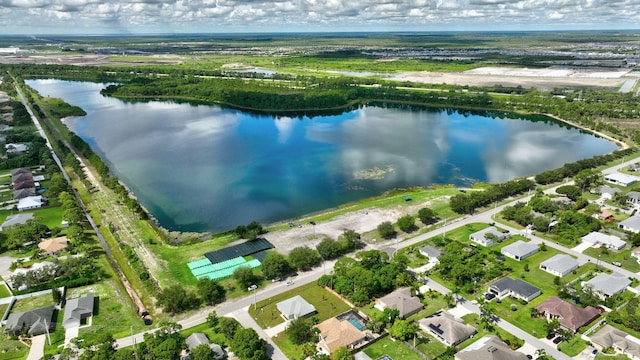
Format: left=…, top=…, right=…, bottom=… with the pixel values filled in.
left=272, top=332, right=309, bottom=360
left=364, top=336, right=425, bottom=360
left=11, top=293, right=56, bottom=312
left=0, top=282, right=12, bottom=298
left=73, top=278, right=148, bottom=342
left=0, top=338, right=29, bottom=360
left=583, top=247, right=640, bottom=272
left=557, top=336, right=589, bottom=356
left=248, top=282, right=351, bottom=329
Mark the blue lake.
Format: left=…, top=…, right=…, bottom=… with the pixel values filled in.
left=27, top=79, right=618, bottom=232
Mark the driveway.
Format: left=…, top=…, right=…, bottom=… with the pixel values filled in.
left=26, top=334, right=46, bottom=360
left=65, top=326, right=79, bottom=346
left=572, top=242, right=593, bottom=253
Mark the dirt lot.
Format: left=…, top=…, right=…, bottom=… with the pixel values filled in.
left=263, top=198, right=441, bottom=254
left=389, top=66, right=637, bottom=91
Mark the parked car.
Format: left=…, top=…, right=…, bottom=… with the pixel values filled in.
left=271, top=277, right=281, bottom=282
left=553, top=336, right=564, bottom=344
left=613, top=261, right=622, bottom=267
left=590, top=349, right=599, bottom=357
left=546, top=332, right=556, bottom=340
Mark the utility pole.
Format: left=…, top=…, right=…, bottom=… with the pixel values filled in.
left=44, top=319, right=51, bottom=345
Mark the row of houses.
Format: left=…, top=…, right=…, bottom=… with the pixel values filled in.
left=8, top=167, right=46, bottom=211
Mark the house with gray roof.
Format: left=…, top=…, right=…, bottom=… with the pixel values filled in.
left=488, top=277, right=541, bottom=302
left=632, top=246, right=640, bottom=263
left=582, top=232, right=627, bottom=250
left=0, top=213, right=34, bottom=231
left=185, top=333, right=225, bottom=359
left=455, top=335, right=528, bottom=360
left=276, top=295, right=316, bottom=320
left=469, top=226, right=506, bottom=247
left=619, top=216, right=640, bottom=234
left=375, top=287, right=423, bottom=319
left=419, top=245, right=442, bottom=260
left=13, top=187, right=36, bottom=200
left=628, top=192, right=640, bottom=205
left=591, top=324, right=640, bottom=359
left=605, top=173, right=640, bottom=187
left=4, top=306, right=55, bottom=336
left=539, top=254, right=579, bottom=277
left=591, top=185, right=622, bottom=200
left=63, top=293, right=95, bottom=329
left=500, top=240, right=539, bottom=261
left=418, top=310, right=476, bottom=346
left=582, top=273, right=631, bottom=300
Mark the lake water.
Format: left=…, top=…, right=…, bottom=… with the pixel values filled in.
left=27, top=79, right=618, bottom=232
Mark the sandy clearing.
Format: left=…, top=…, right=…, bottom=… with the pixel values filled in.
left=263, top=197, right=446, bottom=254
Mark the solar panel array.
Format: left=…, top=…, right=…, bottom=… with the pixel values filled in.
left=204, top=238, right=274, bottom=263
left=187, top=238, right=274, bottom=281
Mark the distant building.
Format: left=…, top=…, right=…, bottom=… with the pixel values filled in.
left=591, top=324, right=640, bottom=359
left=539, top=254, right=579, bottom=277
left=418, top=310, right=476, bottom=346
left=276, top=295, right=316, bottom=320
left=582, top=273, right=631, bottom=300
left=619, top=216, right=640, bottom=233
left=455, top=335, right=528, bottom=360
left=185, top=333, right=225, bottom=359
left=316, top=315, right=366, bottom=354
left=581, top=232, right=626, bottom=250
left=38, top=236, right=69, bottom=255
left=5, top=143, right=28, bottom=155
left=632, top=247, right=640, bottom=263
left=63, top=293, right=95, bottom=329
left=604, top=173, right=640, bottom=187
left=500, top=240, right=539, bottom=261
left=591, top=185, right=622, bottom=200
left=0, top=213, right=34, bottom=231
left=4, top=306, right=55, bottom=336
left=374, top=287, right=423, bottom=319
left=488, top=277, right=541, bottom=302
left=469, top=226, right=506, bottom=247
left=535, top=296, right=600, bottom=333
left=17, top=195, right=44, bottom=211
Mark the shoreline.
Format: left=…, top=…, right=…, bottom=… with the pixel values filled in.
left=542, top=113, right=629, bottom=150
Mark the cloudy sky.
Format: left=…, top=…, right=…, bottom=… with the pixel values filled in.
left=1, top=0, right=639, bottom=35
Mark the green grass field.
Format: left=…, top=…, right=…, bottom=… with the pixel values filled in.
left=364, top=336, right=425, bottom=360
left=0, top=282, right=11, bottom=298
left=583, top=247, right=640, bottom=272
left=248, top=282, right=351, bottom=329
left=11, top=293, right=56, bottom=313
left=0, top=338, right=29, bottom=360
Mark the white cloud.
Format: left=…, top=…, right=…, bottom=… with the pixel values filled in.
left=0, top=0, right=639, bottom=33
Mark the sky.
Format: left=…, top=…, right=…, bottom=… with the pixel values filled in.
left=0, top=0, right=639, bottom=35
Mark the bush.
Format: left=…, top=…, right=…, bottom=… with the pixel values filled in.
left=377, top=221, right=396, bottom=239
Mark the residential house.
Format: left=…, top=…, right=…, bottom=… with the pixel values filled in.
left=469, top=227, right=506, bottom=247
left=4, top=306, right=55, bottom=336
left=0, top=213, right=34, bottom=231
left=591, top=185, right=622, bottom=200
left=17, top=196, right=44, bottom=211
left=582, top=273, right=631, bottom=300
left=13, top=187, right=36, bottom=200
left=38, top=236, right=69, bottom=256
left=488, top=277, right=541, bottom=302
left=539, top=254, right=579, bottom=277
left=629, top=163, right=640, bottom=172
left=63, top=293, right=95, bottom=328
left=185, top=333, right=225, bottom=359
left=591, top=324, right=640, bottom=359
left=598, top=209, right=615, bottom=221
left=535, top=296, right=600, bottom=333
left=418, top=245, right=442, bottom=269
left=632, top=247, right=640, bottom=263
left=13, top=179, right=35, bottom=190
left=628, top=192, right=640, bottom=205
left=316, top=316, right=366, bottom=354
left=12, top=172, right=33, bottom=184
left=455, top=335, right=529, bottom=360
left=374, top=287, right=423, bottom=319
left=604, top=173, right=640, bottom=187
left=619, top=216, right=640, bottom=234
left=10, top=168, right=31, bottom=177
left=276, top=295, right=317, bottom=320
left=5, top=143, right=28, bottom=155
left=582, top=232, right=627, bottom=251
left=418, top=310, right=476, bottom=346
left=500, top=240, right=539, bottom=261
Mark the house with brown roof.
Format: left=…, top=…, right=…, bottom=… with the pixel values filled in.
left=316, top=316, right=366, bottom=354
left=535, top=296, right=600, bottom=333
left=38, top=236, right=69, bottom=255
left=374, top=287, right=423, bottom=319
left=591, top=324, right=640, bottom=359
